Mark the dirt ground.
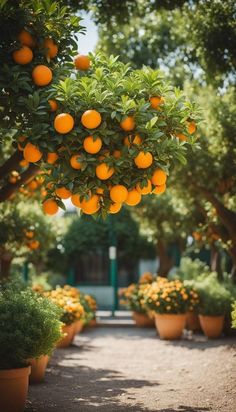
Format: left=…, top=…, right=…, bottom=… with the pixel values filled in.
left=26, top=326, right=236, bottom=412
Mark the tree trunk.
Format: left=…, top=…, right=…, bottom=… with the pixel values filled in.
left=157, top=239, right=174, bottom=277
left=210, top=244, right=223, bottom=280
left=0, top=249, right=13, bottom=279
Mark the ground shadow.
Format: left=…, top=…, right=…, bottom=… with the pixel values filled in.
left=26, top=362, right=159, bottom=411
left=156, top=407, right=210, bottom=412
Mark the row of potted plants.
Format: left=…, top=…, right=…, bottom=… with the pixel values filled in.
left=120, top=271, right=233, bottom=340
left=0, top=281, right=97, bottom=412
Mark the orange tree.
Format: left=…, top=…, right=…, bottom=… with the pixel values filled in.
left=0, top=0, right=200, bottom=219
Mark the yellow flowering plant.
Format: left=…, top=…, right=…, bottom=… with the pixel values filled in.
left=144, top=278, right=199, bottom=314
left=44, top=285, right=84, bottom=325
left=120, top=279, right=154, bottom=314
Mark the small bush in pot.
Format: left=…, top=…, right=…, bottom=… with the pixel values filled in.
left=144, top=278, right=198, bottom=339
left=196, top=274, right=232, bottom=338
left=0, top=286, right=63, bottom=411
left=232, top=302, right=236, bottom=329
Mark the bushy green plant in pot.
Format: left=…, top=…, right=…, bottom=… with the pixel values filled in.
left=196, top=274, right=232, bottom=338
left=231, top=302, right=236, bottom=329
left=0, top=287, right=63, bottom=411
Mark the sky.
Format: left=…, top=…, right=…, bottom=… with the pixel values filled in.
left=76, top=12, right=98, bottom=54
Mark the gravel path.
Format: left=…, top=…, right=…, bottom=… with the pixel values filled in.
left=27, top=326, right=236, bottom=412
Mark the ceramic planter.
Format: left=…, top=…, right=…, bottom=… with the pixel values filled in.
left=57, top=323, right=75, bottom=348
left=199, top=315, right=224, bottom=338
left=0, top=366, right=31, bottom=412
left=155, top=313, right=187, bottom=340
left=88, top=318, right=97, bottom=327
left=132, top=311, right=155, bottom=327
left=29, top=355, right=50, bottom=383
left=186, top=311, right=201, bottom=332
left=73, top=319, right=83, bottom=335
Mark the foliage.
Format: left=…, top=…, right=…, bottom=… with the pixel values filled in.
left=143, top=277, right=199, bottom=314
left=169, top=257, right=211, bottom=282
left=80, top=293, right=97, bottom=323
left=194, top=273, right=232, bottom=317
left=232, top=302, right=236, bottom=329
left=0, top=283, right=63, bottom=369
left=120, top=283, right=149, bottom=314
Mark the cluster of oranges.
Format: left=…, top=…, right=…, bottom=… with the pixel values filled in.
left=12, top=27, right=198, bottom=217
left=23, top=228, right=40, bottom=250
left=143, top=278, right=199, bottom=314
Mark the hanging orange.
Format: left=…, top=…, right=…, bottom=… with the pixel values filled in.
left=83, top=136, right=102, bottom=154
left=42, top=199, right=58, bottom=215
left=96, top=163, right=114, bottom=180
left=153, top=184, right=166, bottom=195
left=136, top=179, right=152, bottom=195
left=23, top=143, right=42, bottom=162
left=71, top=193, right=82, bottom=208
left=124, top=134, right=142, bottom=147
left=70, top=154, right=82, bottom=169
left=176, top=133, right=188, bottom=141
left=134, top=151, right=153, bottom=169
left=125, top=189, right=142, bottom=206
left=48, top=99, right=58, bottom=112
left=113, top=150, right=121, bottom=159
left=109, top=203, right=122, bottom=214
left=81, top=110, right=102, bottom=129
left=54, top=113, right=74, bottom=134
left=120, top=116, right=135, bottom=131
left=149, top=96, right=164, bottom=109
left=110, top=185, right=128, bottom=203
left=17, top=29, right=36, bottom=48
left=47, top=152, right=58, bottom=164
left=187, top=121, right=197, bottom=134
left=43, top=38, right=58, bottom=58
left=32, top=65, right=52, bottom=86
left=12, top=46, right=33, bottom=65
left=55, top=187, right=71, bottom=199
left=81, top=194, right=100, bottom=215
left=74, top=54, right=91, bottom=70
left=151, top=169, right=167, bottom=186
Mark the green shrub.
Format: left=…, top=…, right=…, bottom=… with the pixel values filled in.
left=195, top=273, right=232, bottom=316
left=231, top=302, right=236, bottom=328
left=169, top=257, right=211, bottom=281
left=0, top=287, right=63, bottom=369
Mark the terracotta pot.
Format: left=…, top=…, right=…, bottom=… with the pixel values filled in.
left=88, top=318, right=97, bottom=327
left=0, top=366, right=31, bottom=412
left=74, top=320, right=83, bottom=335
left=199, top=315, right=224, bottom=338
left=186, top=311, right=201, bottom=332
left=57, top=323, right=75, bottom=348
left=155, top=313, right=187, bottom=340
left=132, top=311, right=155, bottom=327
left=29, top=355, right=50, bottom=383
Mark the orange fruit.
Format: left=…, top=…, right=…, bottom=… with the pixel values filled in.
left=25, top=230, right=34, bottom=239
left=28, top=180, right=38, bottom=190
left=83, top=136, right=102, bottom=154
left=134, top=151, right=153, bottom=169
left=96, top=163, right=114, bottom=180
left=17, top=135, right=26, bottom=151
left=48, top=99, right=58, bottom=112
left=153, top=184, right=166, bottom=195
left=54, top=113, right=74, bottom=134
left=149, top=96, right=163, bottom=109
left=43, top=38, right=58, bottom=58
left=55, top=187, right=71, bottom=199
left=70, top=154, right=82, bottom=170
left=42, top=199, right=58, bottom=215
left=151, top=169, right=167, bottom=186
left=176, top=133, right=188, bottom=141
left=74, top=54, right=91, bottom=70
left=81, top=110, right=102, bottom=129
left=120, top=116, right=135, bottom=131
left=12, top=46, right=33, bottom=65
left=96, top=188, right=104, bottom=195
left=109, top=202, right=122, bottom=214
left=110, top=185, right=128, bottom=203
left=71, top=193, right=82, bottom=208
left=17, top=29, right=35, bottom=48
left=32, top=65, right=52, bottom=86
left=125, top=189, right=142, bottom=206
left=113, top=150, right=121, bottom=159
left=28, top=240, right=40, bottom=250
left=187, top=121, right=197, bottom=134
left=81, top=194, right=100, bottom=215
left=19, top=159, right=29, bottom=167
left=136, top=179, right=152, bottom=195
left=47, top=152, right=58, bottom=164
left=124, top=134, right=142, bottom=147
left=23, top=143, right=42, bottom=162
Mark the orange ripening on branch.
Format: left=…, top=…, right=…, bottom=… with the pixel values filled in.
left=12, top=46, right=33, bottom=65
left=81, top=110, right=102, bottom=129
left=32, top=65, right=52, bottom=86
left=74, top=54, right=91, bottom=70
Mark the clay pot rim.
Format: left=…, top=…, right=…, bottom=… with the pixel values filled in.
left=199, top=314, right=225, bottom=319
left=0, top=366, right=31, bottom=379
left=155, top=313, right=187, bottom=317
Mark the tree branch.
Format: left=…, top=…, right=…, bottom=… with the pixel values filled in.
left=0, top=164, right=40, bottom=202
left=0, top=150, right=23, bottom=180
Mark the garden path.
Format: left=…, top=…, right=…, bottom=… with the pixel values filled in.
left=26, top=326, right=236, bottom=412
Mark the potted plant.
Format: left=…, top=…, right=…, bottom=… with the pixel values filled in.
left=0, top=286, right=63, bottom=411
left=196, top=274, right=232, bottom=338
left=144, top=278, right=193, bottom=339
left=44, top=286, right=84, bottom=348
left=232, top=302, right=236, bottom=329
left=184, top=282, right=201, bottom=332
left=80, top=293, right=97, bottom=329
left=120, top=281, right=155, bottom=327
